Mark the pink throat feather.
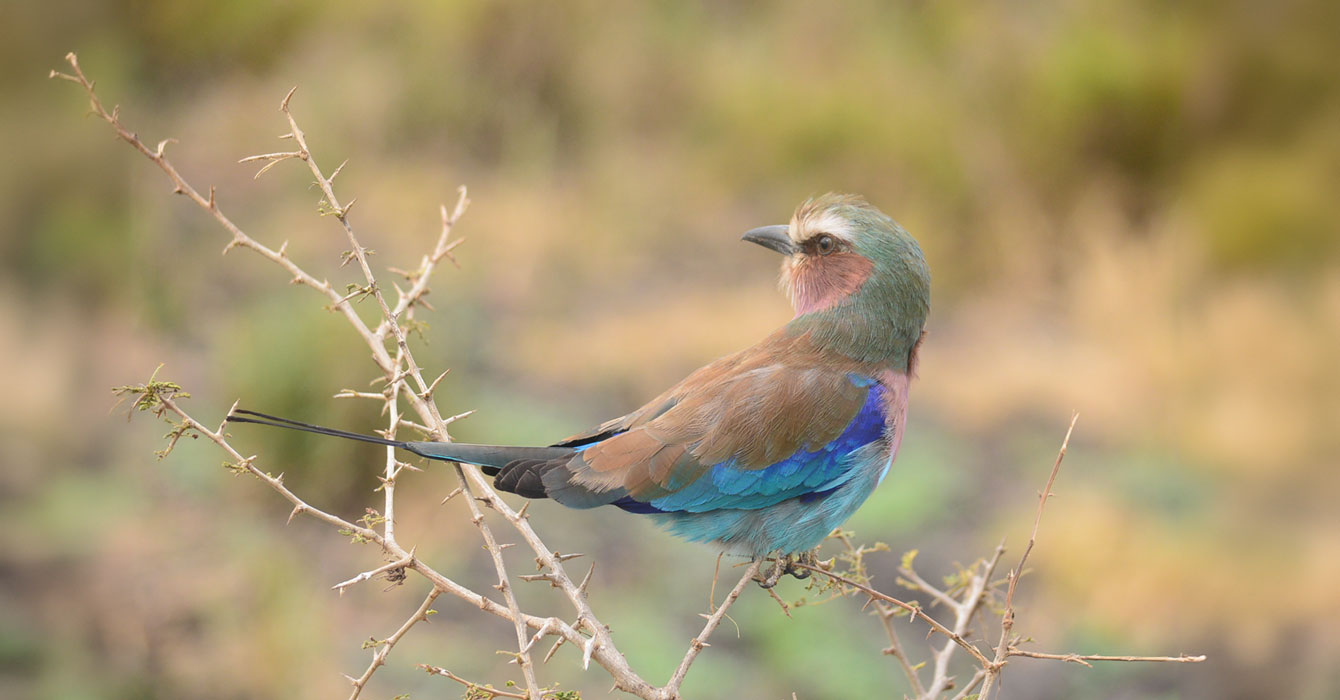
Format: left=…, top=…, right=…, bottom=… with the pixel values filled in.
left=787, top=252, right=875, bottom=316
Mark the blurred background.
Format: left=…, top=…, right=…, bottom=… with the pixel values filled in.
left=3, top=1, right=1338, bottom=698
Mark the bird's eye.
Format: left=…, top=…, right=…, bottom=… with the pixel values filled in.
left=814, top=234, right=838, bottom=256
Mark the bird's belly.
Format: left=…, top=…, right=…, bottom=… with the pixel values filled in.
left=650, top=441, right=891, bottom=557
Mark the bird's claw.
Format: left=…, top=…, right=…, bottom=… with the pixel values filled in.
left=755, top=550, right=820, bottom=588
left=757, top=559, right=785, bottom=589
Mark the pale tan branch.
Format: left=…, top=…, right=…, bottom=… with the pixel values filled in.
left=898, top=565, right=961, bottom=612
left=381, top=362, right=408, bottom=545
left=390, top=187, right=471, bottom=324
left=454, top=465, right=543, bottom=698
left=346, top=588, right=441, bottom=700
left=273, top=91, right=452, bottom=434
left=159, top=395, right=376, bottom=540
left=334, top=389, right=389, bottom=401
left=397, top=417, right=433, bottom=435
left=333, top=551, right=416, bottom=593
left=443, top=408, right=477, bottom=425
left=151, top=387, right=624, bottom=692
left=792, top=562, right=992, bottom=669
left=49, top=54, right=377, bottom=343
left=947, top=670, right=987, bottom=700
left=263, top=94, right=561, bottom=697
left=831, top=532, right=927, bottom=697
left=662, top=561, right=761, bottom=697
left=1006, top=648, right=1206, bottom=666
left=420, top=666, right=530, bottom=699
left=877, top=607, right=924, bottom=697
left=918, top=543, right=1006, bottom=699
left=64, top=52, right=753, bottom=699
left=980, top=413, right=1078, bottom=699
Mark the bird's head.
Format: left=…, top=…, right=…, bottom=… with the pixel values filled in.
left=743, top=193, right=930, bottom=367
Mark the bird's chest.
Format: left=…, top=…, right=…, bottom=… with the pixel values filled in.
left=877, top=370, right=911, bottom=451
left=838, top=370, right=910, bottom=449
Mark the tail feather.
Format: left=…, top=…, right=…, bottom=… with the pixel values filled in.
left=404, top=441, right=576, bottom=469
left=227, top=409, right=408, bottom=448
left=493, top=458, right=566, bottom=499
left=225, top=409, right=576, bottom=479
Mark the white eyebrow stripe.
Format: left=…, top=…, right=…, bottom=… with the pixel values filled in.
left=797, top=210, right=856, bottom=243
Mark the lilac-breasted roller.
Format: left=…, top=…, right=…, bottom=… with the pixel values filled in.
left=229, top=193, right=930, bottom=582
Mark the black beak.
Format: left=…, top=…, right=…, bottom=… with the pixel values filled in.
left=741, top=225, right=796, bottom=255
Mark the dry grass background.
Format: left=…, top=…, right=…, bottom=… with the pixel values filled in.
left=2, top=1, right=1338, bottom=698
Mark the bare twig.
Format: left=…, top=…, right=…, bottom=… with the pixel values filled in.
left=333, top=551, right=416, bottom=593
left=832, top=532, right=927, bottom=697
left=57, top=55, right=655, bottom=695
left=456, top=466, right=542, bottom=698
left=663, top=561, right=761, bottom=697
left=980, top=412, right=1078, bottom=699
left=947, top=669, right=987, bottom=700
left=391, top=190, right=471, bottom=324
left=876, top=606, right=922, bottom=696
left=268, top=87, right=547, bottom=698
left=158, top=394, right=376, bottom=540
left=346, top=588, right=441, bottom=700
left=272, top=89, right=452, bottom=434
left=1006, top=648, right=1206, bottom=666
left=49, top=54, right=380, bottom=343
left=420, top=665, right=580, bottom=699
left=382, top=374, right=404, bottom=544
left=421, top=665, right=529, bottom=698
left=909, top=543, right=1006, bottom=699
left=790, top=562, right=992, bottom=669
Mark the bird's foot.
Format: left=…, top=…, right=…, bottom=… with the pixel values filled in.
left=756, top=556, right=787, bottom=589
left=785, top=550, right=820, bottom=580
left=754, top=550, right=821, bottom=588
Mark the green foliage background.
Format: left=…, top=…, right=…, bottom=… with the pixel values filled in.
left=3, top=1, right=1338, bottom=698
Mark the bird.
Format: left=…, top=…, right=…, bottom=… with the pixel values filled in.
left=227, top=193, right=930, bottom=586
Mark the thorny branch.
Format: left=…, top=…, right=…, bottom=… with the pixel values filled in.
left=63, top=52, right=1203, bottom=700
left=788, top=411, right=1202, bottom=699
left=789, top=560, right=993, bottom=669
left=980, top=414, right=1078, bottom=700
left=420, top=666, right=533, bottom=699
left=972, top=413, right=1205, bottom=698
left=1005, top=649, right=1206, bottom=667
left=57, top=52, right=646, bottom=699
left=346, top=588, right=442, bottom=699
left=664, top=561, right=762, bottom=696
left=901, top=540, right=1006, bottom=698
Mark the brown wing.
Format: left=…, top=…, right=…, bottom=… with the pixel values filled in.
left=541, top=330, right=876, bottom=507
